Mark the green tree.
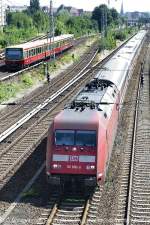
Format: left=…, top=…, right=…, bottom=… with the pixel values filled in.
left=110, top=8, right=119, bottom=25
left=92, top=5, right=107, bottom=32
left=55, top=20, right=67, bottom=35
left=66, top=15, right=98, bottom=37
left=57, top=10, right=71, bottom=23
left=92, top=4, right=119, bottom=32
left=29, top=0, right=40, bottom=14
left=33, top=10, right=49, bottom=32
left=6, top=12, right=33, bottom=29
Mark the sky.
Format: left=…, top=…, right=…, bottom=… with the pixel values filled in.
left=7, top=0, right=150, bottom=13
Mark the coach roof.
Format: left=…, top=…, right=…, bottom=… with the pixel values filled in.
left=6, top=34, right=74, bottom=50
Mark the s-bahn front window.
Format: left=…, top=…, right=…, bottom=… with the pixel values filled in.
left=55, top=130, right=96, bottom=147
left=6, top=48, right=23, bottom=60
left=55, top=130, right=75, bottom=146
left=76, top=131, right=96, bottom=147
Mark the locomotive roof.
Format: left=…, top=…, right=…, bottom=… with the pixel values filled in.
left=62, top=78, right=119, bottom=120
left=6, top=34, right=74, bottom=50
left=55, top=109, right=99, bottom=129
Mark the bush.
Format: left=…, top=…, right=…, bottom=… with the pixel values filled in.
left=21, top=74, right=34, bottom=87
left=0, top=83, right=20, bottom=102
left=114, top=30, right=127, bottom=41
left=99, top=32, right=116, bottom=51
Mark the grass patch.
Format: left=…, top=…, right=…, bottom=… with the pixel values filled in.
left=21, top=73, right=34, bottom=87
left=0, top=83, right=21, bottom=103
left=48, top=61, right=58, bottom=72
left=60, top=54, right=73, bottom=64
left=0, top=71, right=44, bottom=103
left=21, top=188, right=39, bottom=198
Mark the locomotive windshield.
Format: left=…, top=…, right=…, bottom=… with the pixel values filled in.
left=55, top=130, right=96, bottom=147
left=6, top=48, right=23, bottom=60
left=76, top=131, right=96, bottom=147
left=55, top=130, right=75, bottom=146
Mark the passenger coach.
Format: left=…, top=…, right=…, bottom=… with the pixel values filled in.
left=5, top=34, right=74, bottom=69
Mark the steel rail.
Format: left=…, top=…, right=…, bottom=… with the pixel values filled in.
left=125, top=63, right=141, bottom=225
left=46, top=204, right=58, bottom=225
left=125, top=42, right=150, bottom=225
left=81, top=200, right=90, bottom=225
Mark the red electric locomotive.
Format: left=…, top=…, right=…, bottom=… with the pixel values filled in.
left=46, top=31, right=146, bottom=188
left=5, top=34, right=74, bottom=70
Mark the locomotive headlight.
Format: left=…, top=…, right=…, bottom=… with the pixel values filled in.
left=86, top=165, right=95, bottom=170
left=90, top=165, right=95, bottom=170
left=72, top=147, right=77, bottom=151
left=52, top=164, right=61, bottom=169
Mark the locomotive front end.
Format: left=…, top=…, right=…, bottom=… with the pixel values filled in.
left=46, top=110, right=99, bottom=187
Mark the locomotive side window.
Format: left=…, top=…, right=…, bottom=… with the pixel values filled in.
left=76, top=131, right=96, bottom=147
left=55, top=130, right=75, bottom=146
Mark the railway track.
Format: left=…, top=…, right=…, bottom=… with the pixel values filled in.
left=126, top=37, right=150, bottom=225
left=114, top=34, right=150, bottom=225
left=36, top=186, right=102, bottom=225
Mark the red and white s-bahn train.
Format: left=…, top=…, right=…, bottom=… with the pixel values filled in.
left=46, top=30, right=146, bottom=187
left=5, top=34, right=74, bottom=69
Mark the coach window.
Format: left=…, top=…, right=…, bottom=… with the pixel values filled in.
left=24, top=51, right=27, bottom=58
left=76, top=131, right=96, bottom=147
left=55, top=130, right=75, bottom=146
left=31, top=49, right=34, bottom=56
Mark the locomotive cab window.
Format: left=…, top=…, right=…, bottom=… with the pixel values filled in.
left=55, top=130, right=75, bottom=146
left=55, top=130, right=96, bottom=147
left=76, top=131, right=96, bottom=147
left=6, top=48, right=23, bottom=60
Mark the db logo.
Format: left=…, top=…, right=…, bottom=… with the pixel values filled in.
left=69, top=156, right=79, bottom=162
